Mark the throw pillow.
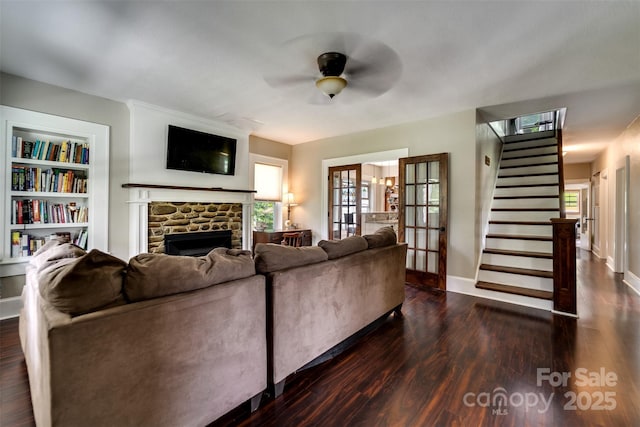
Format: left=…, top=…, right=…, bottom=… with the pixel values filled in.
left=318, top=235, right=368, bottom=259
left=30, top=241, right=87, bottom=271
left=363, top=226, right=397, bottom=248
left=254, top=243, right=328, bottom=274
left=124, top=247, right=256, bottom=302
left=38, top=249, right=127, bottom=316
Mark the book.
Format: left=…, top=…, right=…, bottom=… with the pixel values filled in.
left=11, top=231, right=21, bottom=257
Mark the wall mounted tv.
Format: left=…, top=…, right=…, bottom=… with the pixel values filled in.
left=166, top=125, right=237, bottom=175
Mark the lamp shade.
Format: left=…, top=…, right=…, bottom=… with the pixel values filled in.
left=315, top=76, right=347, bottom=98
left=283, top=192, right=297, bottom=206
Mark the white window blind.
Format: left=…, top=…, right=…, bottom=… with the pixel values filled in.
left=254, top=163, right=283, bottom=201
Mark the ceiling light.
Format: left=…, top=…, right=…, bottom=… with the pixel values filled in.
left=315, top=76, right=347, bottom=99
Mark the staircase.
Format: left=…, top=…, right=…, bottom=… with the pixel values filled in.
left=476, top=130, right=562, bottom=308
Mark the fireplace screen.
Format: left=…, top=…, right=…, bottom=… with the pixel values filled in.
left=164, top=230, right=232, bottom=256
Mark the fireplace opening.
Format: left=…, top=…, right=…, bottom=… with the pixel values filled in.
left=164, top=230, right=233, bottom=256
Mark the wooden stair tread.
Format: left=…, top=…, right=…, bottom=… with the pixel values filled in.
left=479, top=264, right=553, bottom=278
left=502, top=142, right=558, bottom=153
left=476, top=281, right=553, bottom=300
left=500, top=161, right=558, bottom=170
left=483, top=248, right=553, bottom=259
left=501, top=152, right=558, bottom=161
left=498, top=172, right=558, bottom=178
left=491, top=207, right=559, bottom=212
left=496, top=183, right=559, bottom=189
left=503, top=134, right=556, bottom=144
left=489, top=220, right=551, bottom=225
left=494, top=195, right=559, bottom=200
left=486, top=233, right=552, bottom=241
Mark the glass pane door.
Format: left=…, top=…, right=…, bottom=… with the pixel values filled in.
left=399, top=153, right=448, bottom=289
left=328, top=164, right=361, bottom=240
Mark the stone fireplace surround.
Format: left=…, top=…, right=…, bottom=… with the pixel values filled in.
left=127, top=186, right=253, bottom=257
left=148, top=201, right=242, bottom=253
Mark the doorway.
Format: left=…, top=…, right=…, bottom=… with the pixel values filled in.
left=399, top=153, right=449, bottom=290
left=328, top=164, right=361, bottom=240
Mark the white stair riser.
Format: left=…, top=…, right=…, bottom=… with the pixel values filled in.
left=501, top=154, right=558, bottom=168
left=486, top=237, right=553, bottom=253
left=488, top=223, right=553, bottom=236
left=490, top=210, right=559, bottom=222
left=500, top=164, right=558, bottom=176
left=492, top=198, right=559, bottom=209
left=477, top=270, right=554, bottom=291
left=502, top=145, right=558, bottom=159
left=503, top=135, right=556, bottom=147
left=497, top=175, right=559, bottom=186
left=494, top=186, right=558, bottom=197
left=482, top=253, right=553, bottom=271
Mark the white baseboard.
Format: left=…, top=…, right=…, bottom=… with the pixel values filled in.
left=447, top=275, right=553, bottom=312
left=606, top=256, right=615, bottom=272
left=623, top=271, right=640, bottom=296
left=0, top=296, right=22, bottom=320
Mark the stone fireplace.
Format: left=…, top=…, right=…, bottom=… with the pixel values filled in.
left=148, top=201, right=242, bottom=253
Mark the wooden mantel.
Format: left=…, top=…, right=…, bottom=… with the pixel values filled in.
left=122, top=183, right=256, bottom=193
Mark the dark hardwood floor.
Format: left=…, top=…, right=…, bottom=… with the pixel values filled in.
left=2, top=250, right=639, bottom=426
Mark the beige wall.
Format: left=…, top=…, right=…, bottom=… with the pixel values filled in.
left=1, top=72, right=131, bottom=260
left=592, top=115, right=640, bottom=286
left=564, top=163, right=591, bottom=181
left=290, top=110, right=479, bottom=279
left=475, top=117, right=503, bottom=267
left=249, top=135, right=292, bottom=162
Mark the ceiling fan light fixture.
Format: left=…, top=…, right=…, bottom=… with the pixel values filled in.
left=315, top=76, right=347, bottom=98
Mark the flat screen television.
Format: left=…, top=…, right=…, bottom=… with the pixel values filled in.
left=166, top=125, right=237, bottom=175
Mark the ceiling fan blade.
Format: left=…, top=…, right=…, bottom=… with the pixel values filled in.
left=263, top=74, right=313, bottom=88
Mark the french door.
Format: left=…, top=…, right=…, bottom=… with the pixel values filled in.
left=328, top=164, right=361, bottom=240
left=399, top=153, right=448, bottom=290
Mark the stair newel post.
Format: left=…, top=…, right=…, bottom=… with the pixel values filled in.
left=551, top=218, right=578, bottom=315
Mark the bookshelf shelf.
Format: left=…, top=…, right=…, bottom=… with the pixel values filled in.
left=1, top=106, right=109, bottom=268
left=11, top=157, right=90, bottom=170
left=9, top=223, right=89, bottom=230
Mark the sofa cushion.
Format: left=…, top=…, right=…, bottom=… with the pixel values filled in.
left=124, top=247, right=255, bottom=302
left=318, top=235, right=368, bottom=259
left=254, top=243, right=328, bottom=274
left=363, top=226, right=397, bottom=248
left=37, top=249, right=127, bottom=316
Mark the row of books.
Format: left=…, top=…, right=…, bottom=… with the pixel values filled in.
left=11, top=166, right=88, bottom=194
left=10, top=230, right=88, bottom=258
left=12, top=136, right=90, bottom=164
left=12, top=200, right=88, bottom=225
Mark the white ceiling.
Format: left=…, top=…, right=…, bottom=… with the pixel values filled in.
left=1, top=1, right=639, bottom=164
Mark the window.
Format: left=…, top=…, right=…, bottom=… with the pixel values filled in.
left=250, top=154, right=288, bottom=230
left=564, top=190, right=579, bottom=213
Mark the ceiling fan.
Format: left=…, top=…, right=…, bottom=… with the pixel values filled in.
left=263, top=32, right=402, bottom=104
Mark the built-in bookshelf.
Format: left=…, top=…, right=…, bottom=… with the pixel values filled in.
left=1, top=106, right=109, bottom=271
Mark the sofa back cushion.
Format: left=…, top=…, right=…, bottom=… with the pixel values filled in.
left=363, top=226, right=397, bottom=248
left=37, top=249, right=127, bottom=316
left=254, top=243, right=328, bottom=274
left=125, top=248, right=255, bottom=302
left=318, top=235, right=368, bottom=259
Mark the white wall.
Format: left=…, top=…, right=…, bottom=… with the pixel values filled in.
left=290, top=109, right=478, bottom=279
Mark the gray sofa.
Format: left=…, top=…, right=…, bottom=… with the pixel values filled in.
left=19, top=242, right=267, bottom=427
left=254, top=227, right=407, bottom=396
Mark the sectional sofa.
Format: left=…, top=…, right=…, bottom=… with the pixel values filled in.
left=19, top=227, right=407, bottom=426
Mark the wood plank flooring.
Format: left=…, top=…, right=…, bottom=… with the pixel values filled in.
left=2, top=250, right=639, bottom=426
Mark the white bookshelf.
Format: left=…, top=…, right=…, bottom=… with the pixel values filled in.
left=0, top=106, right=109, bottom=274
